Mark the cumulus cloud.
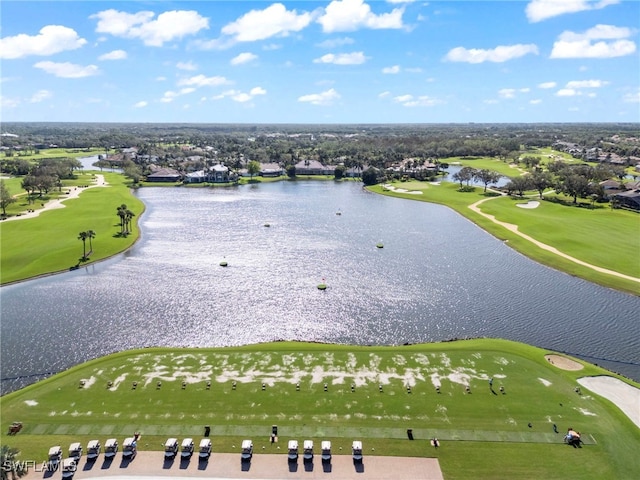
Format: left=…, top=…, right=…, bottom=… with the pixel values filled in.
left=538, top=81, right=557, bottom=89
left=231, top=52, right=258, bottom=65
left=526, top=0, right=619, bottom=23
left=378, top=91, right=391, bottom=98
left=33, top=61, right=99, bottom=78
left=316, top=37, right=355, bottom=48
left=313, top=51, right=367, bottom=65
left=550, top=24, right=637, bottom=58
left=1, top=96, right=21, bottom=108
left=160, top=87, right=196, bottom=103
left=445, top=44, right=539, bottom=63
left=530, top=99, right=542, bottom=104
left=30, top=90, right=52, bottom=103
left=0, top=25, right=86, bottom=59
left=221, top=3, right=312, bottom=43
left=499, top=88, right=517, bottom=99
left=90, top=9, right=209, bottom=46
left=566, top=79, right=609, bottom=88
left=298, top=88, right=340, bottom=105
left=393, top=93, right=441, bottom=107
left=556, top=89, right=578, bottom=97
left=382, top=65, right=400, bottom=74
left=250, top=86, right=267, bottom=95
left=176, top=61, right=198, bottom=71
left=211, top=87, right=266, bottom=103
left=177, top=75, right=231, bottom=87
left=623, top=88, right=640, bottom=103
left=133, top=101, right=148, bottom=108
left=99, top=50, right=127, bottom=61
left=318, top=0, right=405, bottom=33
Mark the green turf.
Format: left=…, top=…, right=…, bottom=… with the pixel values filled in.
left=1, top=339, right=638, bottom=479
left=0, top=172, right=143, bottom=284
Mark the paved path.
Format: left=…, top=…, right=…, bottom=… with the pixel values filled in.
left=22, top=452, right=444, bottom=480
left=468, top=195, right=640, bottom=284
left=3, top=174, right=107, bottom=222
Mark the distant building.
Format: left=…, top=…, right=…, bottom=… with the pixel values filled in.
left=146, top=168, right=181, bottom=182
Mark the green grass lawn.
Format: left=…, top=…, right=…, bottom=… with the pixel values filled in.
left=2, top=148, right=107, bottom=163
left=0, top=173, right=143, bottom=284
left=446, top=157, right=524, bottom=178
left=371, top=181, right=640, bottom=295
left=1, top=339, right=638, bottom=479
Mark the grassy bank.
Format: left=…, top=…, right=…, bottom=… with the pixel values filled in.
left=0, top=172, right=143, bottom=284
left=1, top=339, right=638, bottom=479
left=369, top=182, right=640, bottom=295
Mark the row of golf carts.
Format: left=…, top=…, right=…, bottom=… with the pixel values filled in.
left=164, top=438, right=212, bottom=460
left=47, top=438, right=137, bottom=478
left=240, top=439, right=363, bottom=464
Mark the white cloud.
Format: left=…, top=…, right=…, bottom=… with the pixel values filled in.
left=0, top=96, right=21, bottom=108
left=404, top=67, right=423, bottom=73
left=382, top=65, right=400, bottom=74
left=133, top=101, right=148, bottom=108
left=99, top=50, right=127, bottom=61
left=393, top=94, right=413, bottom=102
left=316, top=37, right=355, bottom=48
left=445, top=44, right=539, bottom=63
left=318, top=0, right=405, bottom=33
left=378, top=91, right=391, bottom=98
left=499, top=88, right=517, bottom=99
left=33, top=61, right=100, bottom=78
left=298, top=88, right=340, bottom=105
left=161, top=87, right=196, bottom=103
left=232, top=93, right=252, bottom=103
left=90, top=9, right=209, bottom=46
left=177, top=75, right=231, bottom=87
left=0, top=25, right=86, bottom=59
left=30, top=90, right=52, bottom=103
left=623, top=88, right=640, bottom=103
left=403, top=96, right=441, bottom=107
left=250, top=86, right=267, bottom=95
left=313, top=52, right=367, bottom=65
left=556, top=88, right=578, bottom=96
left=176, top=61, right=198, bottom=71
left=530, top=99, right=542, bottom=104
left=221, top=3, right=312, bottom=43
left=551, top=24, right=637, bottom=59
left=565, top=79, right=609, bottom=88
left=538, top=81, right=557, bottom=89
left=231, top=52, right=258, bottom=65
left=526, top=0, right=619, bottom=23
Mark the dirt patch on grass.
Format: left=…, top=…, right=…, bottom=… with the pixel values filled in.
left=544, top=354, right=584, bottom=371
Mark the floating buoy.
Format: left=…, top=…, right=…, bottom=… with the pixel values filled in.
left=376, top=243, right=384, bottom=249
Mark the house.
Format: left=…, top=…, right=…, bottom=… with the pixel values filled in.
left=613, top=189, right=640, bottom=211
left=294, top=159, right=332, bottom=175
left=146, top=168, right=181, bottom=182
left=206, top=164, right=231, bottom=183
left=260, top=163, right=283, bottom=177
left=184, top=170, right=208, bottom=183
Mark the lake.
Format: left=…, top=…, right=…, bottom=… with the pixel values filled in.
left=1, top=180, right=638, bottom=393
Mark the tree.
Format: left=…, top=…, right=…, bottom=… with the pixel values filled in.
left=247, top=160, right=261, bottom=179
left=86, top=230, right=95, bottom=254
left=78, top=231, right=88, bottom=260
left=452, top=166, right=476, bottom=187
left=474, top=169, right=502, bottom=192
left=362, top=167, right=379, bottom=186
left=556, top=174, right=591, bottom=204
left=334, top=165, right=346, bottom=180
left=286, top=164, right=296, bottom=178
left=0, top=180, right=16, bottom=216
left=505, top=176, right=531, bottom=196
left=1, top=445, right=27, bottom=479
left=117, top=204, right=127, bottom=234
left=529, top=171, right=553, bottom=199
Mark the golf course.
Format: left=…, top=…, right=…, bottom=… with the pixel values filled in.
left=1, top=339, right=638, bottom=479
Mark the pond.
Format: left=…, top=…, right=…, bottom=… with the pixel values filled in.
left=1, top=180, right=638, bottom=393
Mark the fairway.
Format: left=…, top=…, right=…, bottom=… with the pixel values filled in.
left=2, top=339, right=638, bottom=479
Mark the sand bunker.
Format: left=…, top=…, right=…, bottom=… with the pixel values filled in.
left=578, top=376, right=640, bottom=428
left=516, top=200, right=540, bottom=209
left=545, top=354, right=584, bottom=371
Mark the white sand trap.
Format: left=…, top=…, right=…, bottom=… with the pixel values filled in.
left=516, top=200, right=540, bottom=209
left=429, top=182, right=441, bottom=185
left=24, top=400, right=38, bottom=406
left=407, top=191, right=423, bottom=195
left=578, top=376, right=640, bottom=428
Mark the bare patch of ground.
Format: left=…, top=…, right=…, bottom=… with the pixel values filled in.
left=544, top=354, right=584, bottom=371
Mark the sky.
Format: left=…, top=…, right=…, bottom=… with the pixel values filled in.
left=1, top=0, right=639, bottom=124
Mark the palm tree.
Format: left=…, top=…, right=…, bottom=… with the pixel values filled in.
left=124, top=209, right=135, bottom=234
left=86, top=230, right=95, bottom=255
left=117, top=204, right=127, bottom=234
left=78, top=231, right=88, bottom=260
left=1, top=445, right=28, bottom=479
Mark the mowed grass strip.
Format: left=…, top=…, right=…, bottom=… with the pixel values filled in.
left=1, top=339, right=638, bottom=479
left=0, top=172, right=143, bottom=284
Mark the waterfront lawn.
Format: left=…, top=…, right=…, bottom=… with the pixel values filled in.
left=2, top=148, right=107, bottom=162
left=370, top=182, right=640, bottom=295
left=446, top=157, right=524, bottom=178
left=1, top=339, right=638, bottom=480
left=0, top=173, right=143, bottom=284
left=477, top=195, right=640, bottom=279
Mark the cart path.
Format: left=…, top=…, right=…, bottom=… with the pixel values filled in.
left=3, top=174, right=108, bottom=222
left=468, top=195, right=640, bottom=284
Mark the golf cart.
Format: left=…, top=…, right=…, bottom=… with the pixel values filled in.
left=241, top=439, right=253, bottom=461
left=61, top=458, right=77, bottom=478
left=86, top=440, right=101, bottom=461
left=352, top=440, right=363, bottom=463
left=287, top=440, right=298, bottom=462
left=68, top=442, right=82, bottom=462
left=164, top=438, right=178, bottom=458
left=123, top=437, right=137, bottom=458
left=199, top=438, right=212, bottom=459
left=303, top=440, right=313, bottom=462
left=321, top=441, right=332, bottom=463
left=181, top=438, right=194, bottom=458
left=104, top=439, right=118, bottom=458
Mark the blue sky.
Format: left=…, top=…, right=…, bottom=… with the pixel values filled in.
left=1, top=0, right=638, bottom=123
